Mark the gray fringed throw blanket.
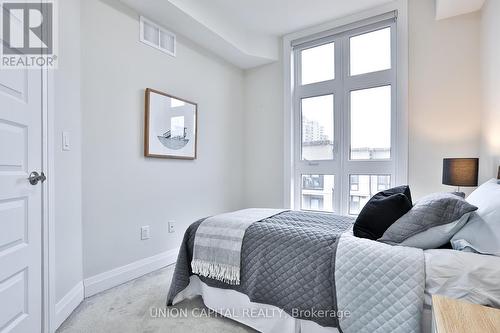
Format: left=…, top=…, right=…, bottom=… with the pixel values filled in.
left=168, top=211, right=355, bottom=327
left=191, top=208, right=287, bottom=285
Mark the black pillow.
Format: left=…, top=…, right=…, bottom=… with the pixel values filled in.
left=353, top=185, right=413, bottom=240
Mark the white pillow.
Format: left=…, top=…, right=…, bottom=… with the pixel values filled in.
left=399, top=212, right=472, bottom=249
left=451, top=179, right=500, bottom=256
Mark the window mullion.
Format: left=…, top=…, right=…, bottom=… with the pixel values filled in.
left=390, top=20, right=400, bottom=187
left=338, top=34, right=351, bottom=215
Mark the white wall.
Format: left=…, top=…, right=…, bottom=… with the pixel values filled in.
left=81, top=0, right=245, bottom=278
left=242, top=0, right=482, bottom=203
left=54, top=0, right=83, bottom=302
left=479, top=0, right=500, bottom=182
left=243, top=60, right=284, bottom=208
left=408, top=0, right=481, bottom=198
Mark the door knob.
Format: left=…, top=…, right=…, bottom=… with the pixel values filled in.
left=28, top=171, right=46, bottom=185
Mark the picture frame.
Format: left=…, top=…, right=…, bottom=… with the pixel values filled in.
left=144, top=88, right=198, bottom=159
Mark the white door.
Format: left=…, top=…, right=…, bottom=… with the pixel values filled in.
left=0, top=67, right=43, bottom=331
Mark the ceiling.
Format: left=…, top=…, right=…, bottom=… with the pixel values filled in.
left=119, top=0, right=394, bottom=69
left=118, top=0, right=484, bottom=69
left=435, top=0, right=485, bottom=20
left=168, top=0, right=393, bottom=36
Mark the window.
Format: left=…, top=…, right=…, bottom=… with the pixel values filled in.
left=350, top=86, right=391, bottom=160
left=349, top=195, right=361, bottom=215
left=301, top=174, right=334, bottom=212
left=291, top=13, right=401, bottom=215
left=302, top=174, right=325, bottom=190
left=301, top=42, right=335, bottom=85
left=350, top=175, right=359, bottom=191
left=349, top=175, right=391, bottom=215
left=301, top=95, right=334, bottom=161
left=377, top=175, right=391, bottom=191
left=350, top=27, right=391, bottom=76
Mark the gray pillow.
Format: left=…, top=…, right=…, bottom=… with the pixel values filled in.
left=395, top=212, right=472, bottom=249
left=379, top=193, right=477, bottom=245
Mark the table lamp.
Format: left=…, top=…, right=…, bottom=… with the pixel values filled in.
left=442, top=158, right=479, bottom=195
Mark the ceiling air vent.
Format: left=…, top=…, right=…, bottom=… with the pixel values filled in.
left=140, top=16, right=176, bottom=57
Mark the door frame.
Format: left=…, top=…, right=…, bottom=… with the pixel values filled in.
left=42, top=59, right=56, bottom=332
left=39, top=0, right=56, bottom=329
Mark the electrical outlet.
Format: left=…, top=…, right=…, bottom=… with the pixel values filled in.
left=168, top=221, right=175, bottom=233
left=141, top=226, right=150, bottom=240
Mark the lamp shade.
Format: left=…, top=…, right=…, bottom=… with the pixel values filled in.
left=442, top=158, right=479, bottom=187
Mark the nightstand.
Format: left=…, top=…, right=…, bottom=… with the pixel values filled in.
left=432, top=295, right=500, bottom=333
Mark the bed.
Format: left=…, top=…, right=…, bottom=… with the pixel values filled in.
left=168, top=249, right=500, bottom=333
left=167, top=179, right=500, bottom=333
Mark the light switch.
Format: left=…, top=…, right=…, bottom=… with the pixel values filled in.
left=62, top=131, right=71, bottom=151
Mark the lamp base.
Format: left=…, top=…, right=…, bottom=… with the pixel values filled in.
left=451, top=191, right=465, bottom=198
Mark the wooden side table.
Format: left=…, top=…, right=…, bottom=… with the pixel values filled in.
left=432, top=295, right=500, bottom=333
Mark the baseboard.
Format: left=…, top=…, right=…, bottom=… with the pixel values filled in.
left=83, top=248, right=178, bottom=298
left=55, top=281, right=84, bottom=330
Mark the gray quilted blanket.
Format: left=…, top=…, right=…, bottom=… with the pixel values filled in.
left=167, top=211, right=354, bottom=327
left=167, top=211, right=425, bottom=331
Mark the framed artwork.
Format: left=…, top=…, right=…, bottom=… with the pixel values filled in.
left=145, top=88, right=197, bottom=159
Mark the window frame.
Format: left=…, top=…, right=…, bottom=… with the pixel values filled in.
left=284, top=4, right=408, bottom=215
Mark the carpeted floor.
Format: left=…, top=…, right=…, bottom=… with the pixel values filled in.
left=57, top=266, right=258, bottom=333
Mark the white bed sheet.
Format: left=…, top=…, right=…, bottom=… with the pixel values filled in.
left=173, top=275, right=338, bottom=333
left=424, top=249, right=500, bottom=308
